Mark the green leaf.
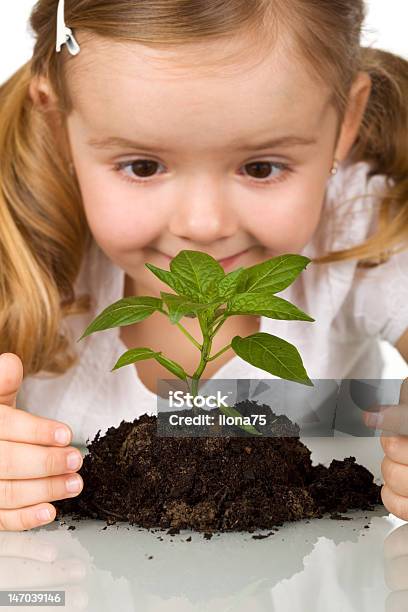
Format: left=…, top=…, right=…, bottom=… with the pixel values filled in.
left=217, top=267, right=245, bottom=300
left=111, top=347, right=160, bottom=370
left=170, top=250, right=225, bottom=301
left=206, top=277, right=225, bottom=301
left=236, top=254, right=311, bottom=295
left=226, top=293, right=315, bottom=322
left=111, top=347, right=188, bottom=381
left=160, top=292, right=216, bottom=324
left=78, top=296, right=162, bottom=340
left=145, top=263, right=197, bottom=298
left=231, top=332, right=313, bottom=386
left=219, top=404, right=262, bottom=436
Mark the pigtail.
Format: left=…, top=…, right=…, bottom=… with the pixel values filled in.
left=356, top=47, right=408, bottom=249
left=351, top=48, right=407, bottom=179
left=0, top=62, right=91, bottom=377
left=317, top=47, right=408, bottom=266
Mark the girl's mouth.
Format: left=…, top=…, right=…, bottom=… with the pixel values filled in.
left=217, top=249, right=249, bottom=269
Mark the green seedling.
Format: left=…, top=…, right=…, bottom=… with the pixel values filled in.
left=78, top=250, right=315, bottom=434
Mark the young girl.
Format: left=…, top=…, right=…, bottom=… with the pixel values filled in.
left=0, top=0, right=407, bottom=532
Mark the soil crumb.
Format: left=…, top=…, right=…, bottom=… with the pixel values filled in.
left=330, top=513, right=353, bottom=521
left=252, top=531, right=275, bottom=540
left=54, top=402, right=383, bottom=532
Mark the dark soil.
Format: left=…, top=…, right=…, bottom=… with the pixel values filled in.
left=54, top=400, right=383, bottom=532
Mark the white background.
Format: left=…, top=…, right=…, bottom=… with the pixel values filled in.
left=0, top=0, right=407, bottom=377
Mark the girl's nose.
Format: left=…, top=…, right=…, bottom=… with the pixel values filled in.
left=167, top=177, right=239, bottom=243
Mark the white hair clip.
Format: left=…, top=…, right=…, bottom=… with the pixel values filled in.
left=56, top=0, right=80, bottom=55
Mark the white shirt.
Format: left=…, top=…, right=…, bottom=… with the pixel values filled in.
left=17, top=160, right=408, bottom=446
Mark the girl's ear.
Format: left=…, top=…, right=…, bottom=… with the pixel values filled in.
left=334, top=71, right=372, bottom=163
left=28, top=76, right=57, bottom=109
left=29, top=75, right=64, bottom=132
left=29, top=76, right=74, bottom=166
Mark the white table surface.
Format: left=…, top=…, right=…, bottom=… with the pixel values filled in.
left=0, top=435, right=406, bottom=611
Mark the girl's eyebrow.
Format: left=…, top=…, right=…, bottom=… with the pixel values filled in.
left=86, top=134, right=318, bottom=152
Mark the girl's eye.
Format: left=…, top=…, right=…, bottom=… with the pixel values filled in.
left=112, top=158, right=292, bottom=186
left=115, top=159, right=165, bottom=183
left=241, top=161, right=291, bottom=185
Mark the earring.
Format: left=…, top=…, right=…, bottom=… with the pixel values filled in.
left=330, top=158, right=339, bottom=176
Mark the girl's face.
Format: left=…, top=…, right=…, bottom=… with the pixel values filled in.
left=62, top=34, right=352, bottom=297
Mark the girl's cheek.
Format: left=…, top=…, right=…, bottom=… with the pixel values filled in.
left=83, top=204, right=156, bottom=252
left=75, top=174, right=153, bottom=247
left=242, top=170, right=327, bottom=252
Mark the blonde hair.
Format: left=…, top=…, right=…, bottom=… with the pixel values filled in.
left=0, top=0, right=407, bottom=376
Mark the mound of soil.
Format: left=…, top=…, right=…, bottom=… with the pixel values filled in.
left=54, top=400, right=383, bottom=532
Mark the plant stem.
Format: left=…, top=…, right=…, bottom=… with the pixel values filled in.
left=184, top=376, right=192, bottom=394
left=207, top=343, right=231, bottom=362
left=175, top=322, right=202, bottom=350
left=211, top=310, right=226, bottom=327
left=190, top=332, right=213, bottom=399
left=210, top=314, right=228, bottom=338
left=158, top=306, right=202, bottom=350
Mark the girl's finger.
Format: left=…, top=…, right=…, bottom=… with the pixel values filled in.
left=363, top=380, right=408, bottom=434
left=382, top=457, right=408, bottom=498
left=381, top=434, right=408, bottom=465
left=0, top=404, right=72, bottom=447
left=0, top=441, right=83, bottom=479
left=363, top=403, right=408, bottom=435
left=0, top=473, right=83, bottom=509
left=0, top=503, right=56, bottom=532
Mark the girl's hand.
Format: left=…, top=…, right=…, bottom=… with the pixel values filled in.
left=0, top=353, right=83, bottom=531
left=363, top=378, right=408, bottom=520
